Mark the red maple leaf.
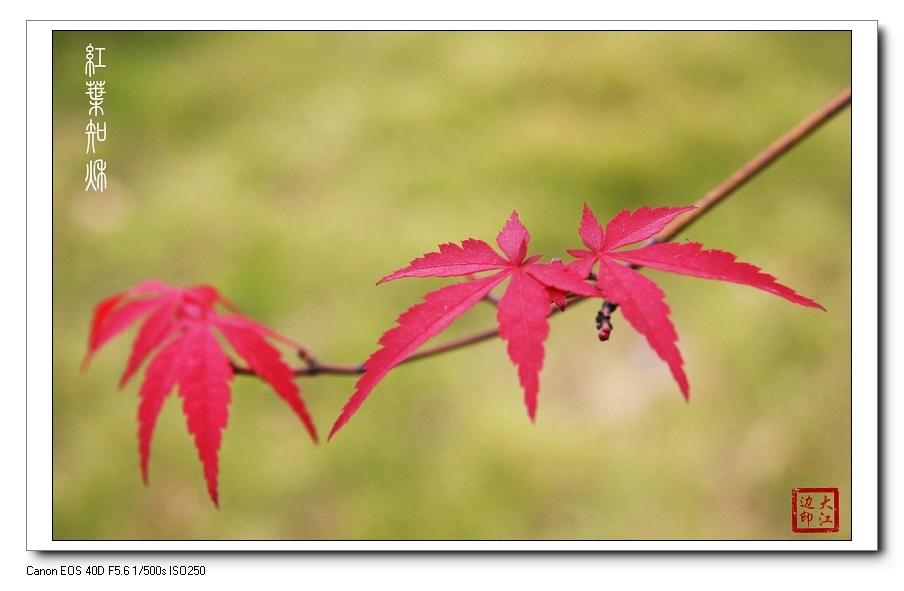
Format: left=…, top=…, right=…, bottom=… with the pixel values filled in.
left=328, top=211, right=602, bottom=439
left=82, top=281, right=317, bottom=506
left=567, top=204, right=826, bottom=399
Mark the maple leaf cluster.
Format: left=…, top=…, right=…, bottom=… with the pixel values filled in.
left=330, top=204, right=824, bottom=439
left=83, top=204, right=823, bottom=505
left=82, top=281, right=318, bottom=507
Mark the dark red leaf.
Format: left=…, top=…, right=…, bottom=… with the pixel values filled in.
left=379, top=239, right=507, bottom=282
left=137, top=332, right=187, bottom=487
left=547, top=286, right=569, bottom=312
left=570, top=203, right=823, bottom=399
left=329, top=274, right=506, bottom=440
left=496, top=271, right=551, bottom=420
left=82, top=280, right=171, bottom=371
left=176, top=323, right=233, bottom=508
left=609, top=242, right=826, bottom=310
left=564, top=252, right=597, bottom=280
left=526, top=260, right=603, bottom=299
left=599, top=205, right=695, bottom=252
left=84, top=281, right=316, bottom=505
left=215, top=316, right=318, bottom=443
left=578, top=203, right=604, bottom=251
left=596, top=257, right=689, bottom=398
left=331, top=210, right=605, bottom=436
left=119, top=297, right=183, bottom=387
left=496, top=211, right=530, bottom=263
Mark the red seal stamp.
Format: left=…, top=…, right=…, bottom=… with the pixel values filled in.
left=792, top=488, right=839, bottom=533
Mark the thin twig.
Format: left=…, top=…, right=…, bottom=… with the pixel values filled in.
left=652, top=86, right=851, bottom=244
left=401, top=327, right=501, bottom=364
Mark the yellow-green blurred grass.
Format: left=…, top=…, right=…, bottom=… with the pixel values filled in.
left=53, top=30, right=851, bottom=540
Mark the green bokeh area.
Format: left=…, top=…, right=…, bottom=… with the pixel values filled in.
left=52, top=31, right=852, bottom=541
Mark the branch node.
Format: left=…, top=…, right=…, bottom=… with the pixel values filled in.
left=305, top=356, right=322, bottom=376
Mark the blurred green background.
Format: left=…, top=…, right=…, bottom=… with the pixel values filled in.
left=52, top=31, right=851, bottom=541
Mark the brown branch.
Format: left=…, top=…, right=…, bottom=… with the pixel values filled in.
left=401, top=327, right=501, bottom=364
left=231, top=358, right=364, bottom=377
left=235, top=86, right=851, bottom=381
left=652, top=86, right=851, bottom=245
left=233, top=300, right=580, bottom=378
